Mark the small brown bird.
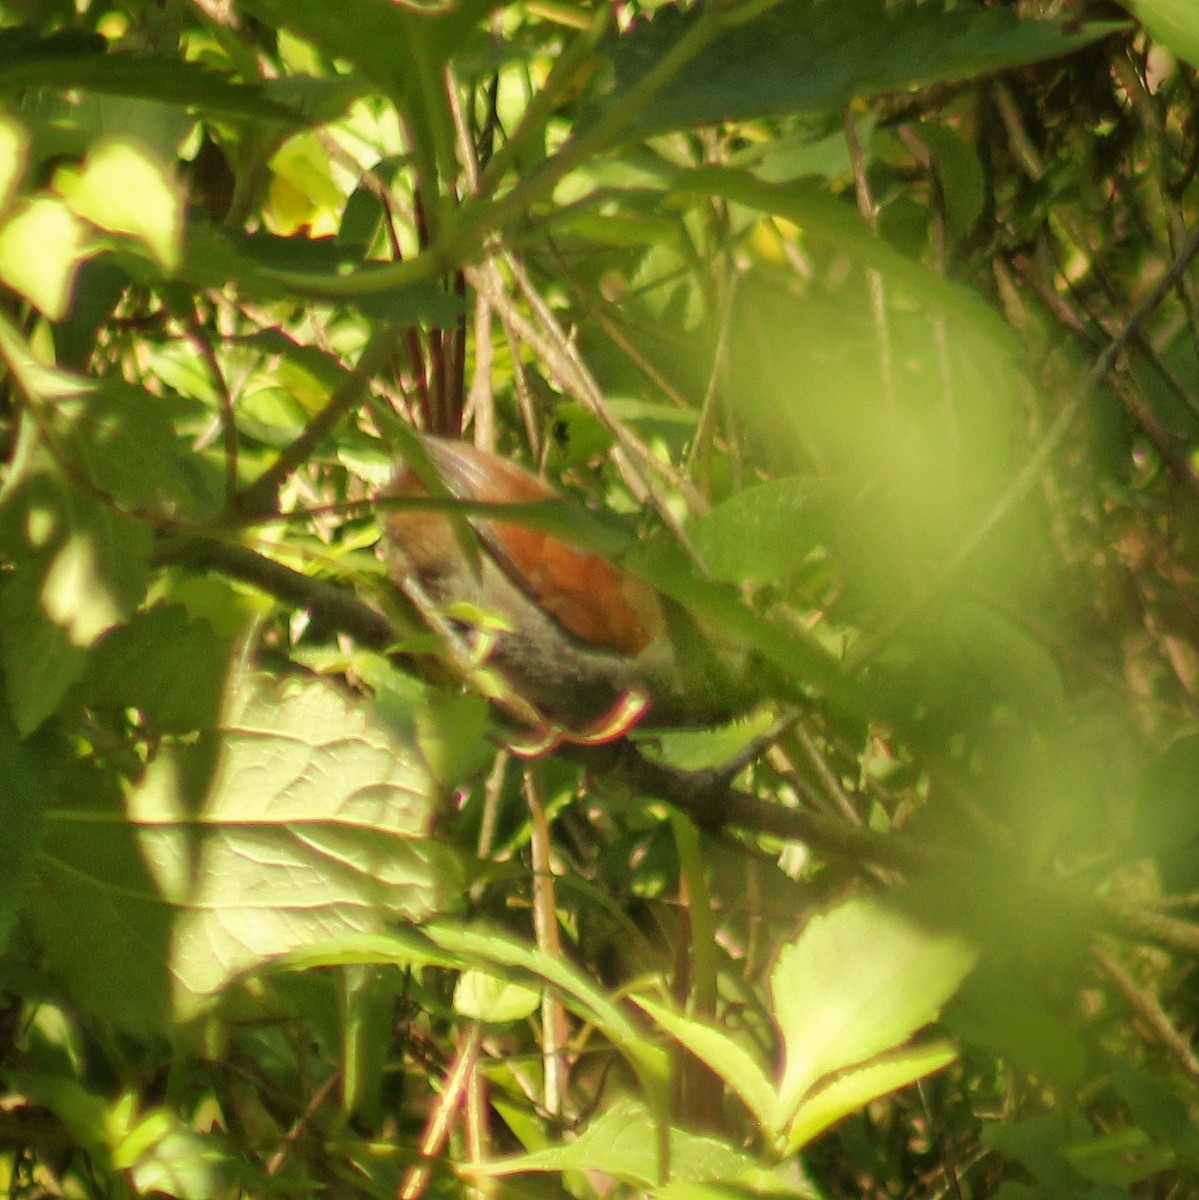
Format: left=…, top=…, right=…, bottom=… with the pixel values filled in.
left=383, top=436, right=745, bottom=751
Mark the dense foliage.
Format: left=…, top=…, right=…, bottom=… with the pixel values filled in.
left=3, top=1, right=1199, bottom=1197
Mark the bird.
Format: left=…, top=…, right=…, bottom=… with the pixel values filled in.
left=381, top=435, right=747, bottom=753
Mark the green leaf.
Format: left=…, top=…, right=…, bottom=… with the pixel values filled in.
left=0, top=468, right=151, bottom=735
left=425, top=921, right=670, bottom=1120
left=80, top=604, right=234, bottom=734
left=0, top=312, right=221, bottom=520
left=183, top=222, right=464, bottom=321
left=0, top=30, right=306, bottom=122
left=670, top=167, right=1016, bottom=347
left=29, top=666, right=455, bottom=1030
left=57, top=140, right=182, bottom=272
left=0, top=709, right=51, bottom=953
left=159, top=671, right=454, bottom=1017
left=945, top=967, right=1087, bottom=1091
left=0, top=112, right=28, bottom=213
left=915, top=121, right=986, bottom=249
left=784, top=1039, right=959, bottom=1153
left=634, top=995, right=779, bottom=1136
left=1125, top=1, right=1199, bottom=69
left=28, top=757, right=175, bottom=1032
left=690, top=476, right=815, bottom=585
left=0, top=196, right=91, bottom=320
left=125, top=1114, right=232, bottom=1200
left=982, top=1112, right=1096, bottom=1194
left=590, top=1, right=1124, bottom=137
left=453, top=969, right=540, bottom=1024
left=477, top=1096, right=773, bottom=1190
left=235, top=0, right=494, bottom=103
left=771, top=897, right=976, bottom=1120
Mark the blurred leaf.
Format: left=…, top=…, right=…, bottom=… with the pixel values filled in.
left=453, top=969, right=540, bottom=1023
left=916, top=121, right=986, bottom=249
left=236, top=0, right=494, bottom=101
left=1134, top=732, right=1199, bottom=856
left=671, top=167, right=1016, bottom=347
left=1113, top=1065, right=1199, bottom=1161
left=0, top=29, right=306, bottom=121
left=691, top=476, right=814, bottom=585
left=0, top=111, right=28, bottom=211
left=1064, top=1126, right=1175, bottom=1188
left=0, top=709, right=50, bottom=953
left=946, top=967, right=1088, bottom=1090
left=1124, top=1, right=1199, bottom=69
left=982, top=1112, right=1094, bottom=1194
left=590, top=1, right=1124, bottom=137
left=57, top=140, right=183, bottom=271
left=126, top=1115, right=232, bottom=1200
left=0, top=196, right=90, bottom=319
left=772, top=897, right=976, bottom=1120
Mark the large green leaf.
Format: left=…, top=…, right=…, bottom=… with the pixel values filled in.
left=772, top=897, right=976, bottom=1121
left=28, top=667, right=455, bottom=1030
left=162, top=672, right=455, bottom=1017
left=589, top=0, right=1125, bottom=137
left=29, top=757, right=176, bottom=1032
left=1122, top=1, right=1199, bottom=69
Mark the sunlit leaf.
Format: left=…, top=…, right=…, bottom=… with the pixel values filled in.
left=0, top=113, right=28, bottom=212
left=0, top=469, right=150, bottom=734
left=57, top=140, right=183, bottom=272
left=634, top=995, right=779, bottom=1136
left=160, top=671, right=454, bottom=1016
left=0, top=196, right=90, bottom=319
left=454, top=969, right=540, bottom=1023
left=475, top=1097, right=774, bottom=1190
left=784, top=1039, right=959, bottom=1153
left=772, top=897, right=976, bottom=1120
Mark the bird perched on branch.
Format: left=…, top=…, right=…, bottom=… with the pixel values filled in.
left=382, top=435, right=748, bottom=753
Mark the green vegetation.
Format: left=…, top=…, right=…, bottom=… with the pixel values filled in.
left=2, top=1, right=1199, bottom=1197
